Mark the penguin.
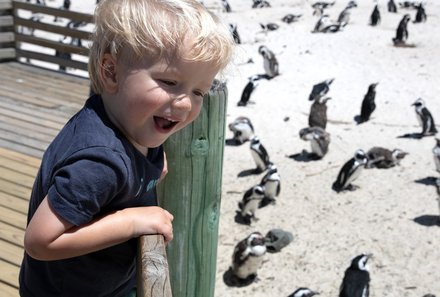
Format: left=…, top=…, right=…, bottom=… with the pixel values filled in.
left=299, top=126, right=331, bottom=159
left=259, top=163, right=281, bottom=206
left=366, top=147, right=408, bottom=169
left=359, top=83, right=378, bottom=123
left=309, top=96, right=331, bottom=129
left=311, top=1, right=335, bottom=10
left=288, top=287, right=320, bottom=297
left=308, top=78, right=334, bottom=101
left=260, top=22, right=280, bottom=32
left=339, top=253, right=372, bottom=297
left=369, top=5, right=381, bottom=26
left=231, top=232, right=266, bottom=282
left=432, top=138, right=440, bottom=173
left=414, top=4, right=427, bottom=23
left=337, top=5, right=353, bottom=25
left=258, top=45, right=279, bottom=79
left=229, top=23, right=241, bottom=44
left=312, top=5, right=324, bottom=17
left=412, top=98, right=438, bottom=136
left=313, top=15, right=332, bottom=32
left=228, top=116, right=255, bottom=144
left=282, top=14, right=302, bottom=24
left=221, top=0, right=231, bottom=12
left=332, top=149, right=368, bottom=192
left=392, top=14, right=411, bottom=45
left=250, top=136, right=271, bottom=173
left=252, top=0, right=271, bottom=8
left=238, top=185, right=265, bottom=224
left=238, top=75, right=261, bottom=106
left=388, top=0, right=397, bottom=13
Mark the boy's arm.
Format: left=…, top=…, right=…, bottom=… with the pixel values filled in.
left=24, top=196, right=173, bottom=261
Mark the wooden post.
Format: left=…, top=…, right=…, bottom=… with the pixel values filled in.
left=0, top=0, right=15, bottom=61
left=156, top=81, right=228, bottom=297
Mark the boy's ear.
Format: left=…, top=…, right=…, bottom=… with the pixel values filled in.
left=100, top=53, right=118, bottom=93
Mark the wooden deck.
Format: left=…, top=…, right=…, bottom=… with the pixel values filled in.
left=0, top=61, right=89, bottom=296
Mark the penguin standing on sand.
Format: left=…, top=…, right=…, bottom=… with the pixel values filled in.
left=332, top=149, right=368, bottom=192
left=288, top=288, right=320, bottom=297
left=238, top=75, right=261, bottom=106
left=258, top=45, right=279, bottom=79
left=238, top=185, right=265, bottom=224
left=412, top=98, right=438, bottom=136
left=309, top=96, right=331, bottom=129
left=228, top=116, right=255, bottom=144
left=432, top=138, right=440, bottom=173
left=370, top=5, right=381, bottom=26
left=339, top=253, right=373, bottom=297
left=338, top=3, right=354, bottom=25
left=359, top=83, right=378, bottom=123
left=414, top=4, right=427, bottom=23
left=308, top=78, right=334, bottom=101
left=250, top=136, right=271, bottom=173
left=259, top=163, right=281, bottom=206
left=299, top=126, right=331, bottom=159
left=229, top=23, right=241, bottom=44
left=366, top=147, right=408, bottom=169
left=231, top=232, right=267, bottom=283
left=392, top=14, right=411, bottom=45
left=221, top=0, right=231, bottom=12
left=388, top=0, right=397, bottom=12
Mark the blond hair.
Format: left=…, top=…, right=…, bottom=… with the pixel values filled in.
left=88, top=0, right=234, bottom=94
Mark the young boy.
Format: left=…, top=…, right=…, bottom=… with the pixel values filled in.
left=19, top=0, right=233, bottom=296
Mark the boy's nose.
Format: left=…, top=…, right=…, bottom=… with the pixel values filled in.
left=171, top=94, right=192, bottom=111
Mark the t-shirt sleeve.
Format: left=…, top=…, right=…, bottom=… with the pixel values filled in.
left=47, top=147, right=129, bottom=226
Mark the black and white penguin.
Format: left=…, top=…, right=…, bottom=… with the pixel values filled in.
left=229, top=23, right=241, bottom=44
left=332, top=149, right=368, bottom=192
left=392, top=14, right=411, bottom=45
left=370, top=5, right=381, bottom=26
left=412, top=98, right=438, bottom=136
left=260, top=22, right=280, bottom=32
left=414, top=4, right=427, bottom=23
left=282, top=14, right=302, bottom=24
left=238, top=184, right=265, bottom=224
left=252, top=0, right=271, bottom=9
left=339, top=253, right=372, bottom=297
left=308, top=78, right=334, bottom=101
left=359, top=83, right=379, bottom=123
left=221, top=0, right=231, bottom=12
left=238, top=75, right=262, bottom=106
left=313, top=15, right=337, bottom=32
left=311, top=1, right=335, bottom=10
left=366, top=147, right=408, bottom=169
left=288, top=287, right=320, bottom=297
left=250, top=136, right=271, bottom=173
left=432, top=138, right=440, bottom=173
left=299, top=126, right=331, bottom=159
left=228, top=116, right=255, bottom=144
left=231, top=232, right=267, bottom=282
left=259, top=163, right=281, bottom=205
left=309, top=96, right=331, bottom=129
left=258, top=45, right=279, bottom=79
left=388, top=0, right=397, bottom=12
left=338, top=2, right=355, bottom=25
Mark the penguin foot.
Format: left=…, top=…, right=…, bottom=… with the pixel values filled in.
left=346, top=184, right=359, bottom=191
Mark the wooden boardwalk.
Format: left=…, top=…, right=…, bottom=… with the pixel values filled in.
left=0, top=62, right=89, bottom=296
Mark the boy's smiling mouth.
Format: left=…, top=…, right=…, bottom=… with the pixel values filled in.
left=154, top=116, right=179, bottom=132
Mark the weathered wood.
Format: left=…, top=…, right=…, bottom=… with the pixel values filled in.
left=15, top=33, right=90, bottom=56
left=0, top=280, right=19, bottom=297
left=0, top=259, right=19, bottom=289
left=15, top=48, right=88, bottom=71
left=0, top=0, right=12, bottom=11
left=157, top=81, right=228, bottom=297
left=137, top=235, right=173, bottom=297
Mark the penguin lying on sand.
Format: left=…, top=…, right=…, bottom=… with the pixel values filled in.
left=339, top=253, right=373, bottom=297
left=412, top=98, right=437, bottom=136
left=299, top=126, right=331, bottom=159
left=332, top=150, right=368, bottom=192
left=228, top=116, right=255, bottom=144
left=252, top=0, right=271, bottom=8
left=288, top=287, right=320, bottom=297
left=282, top=14, right=302, bottom=24
left=313, top=15, right=345, bottom=33
left=366, top=147, right=408, bottom=169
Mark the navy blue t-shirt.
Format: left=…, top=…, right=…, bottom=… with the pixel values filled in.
left=19, top=95, right=164, bottom=297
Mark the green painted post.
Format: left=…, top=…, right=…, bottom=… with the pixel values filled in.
left=157, top=80, right=228, bottom=297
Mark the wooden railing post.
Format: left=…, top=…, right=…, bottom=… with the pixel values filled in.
left=156, top=81, right=228, bottom=297
left=0, top=0, right=15, bottom=61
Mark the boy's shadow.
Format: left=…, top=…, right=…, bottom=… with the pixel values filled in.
left=397, top=132, right=423, bottom=139
left=223, top=267, right=256, bottom=287
left=287, top=151, right=322, bottom=162
left=413, top=215, right=440, bottom=227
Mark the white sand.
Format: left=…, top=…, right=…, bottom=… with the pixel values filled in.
left=29, top=0, right=440, bottom=296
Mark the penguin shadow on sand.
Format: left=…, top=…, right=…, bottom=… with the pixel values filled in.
left=288, top=151, right=322, bottom=162
left=413, top=177, right=440, bottom=227
left=396, top=132, right=425, bottom=139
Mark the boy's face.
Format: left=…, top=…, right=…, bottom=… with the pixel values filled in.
left=101, top=46, right=219, bottom=152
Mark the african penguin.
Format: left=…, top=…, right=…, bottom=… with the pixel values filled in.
left=221, top=0, right=231, bottom=12
left=282, top=14, right=302, bottom=24
left=338, top=3, right=355, bottom=25
left=332, top=149, right=368, bottom=192
left=231, top=232, right=266, bottom=282
left=238, top=184, right=265, bottom=224
left=309, top=96, right=331, bottom=129
left=311, top=1, right=335, bottom=10
left=359, top=83, right=378, bottom=123
left=260, top=22, right=280, bottom=33
left=313, top=15, right=332, bottom=32
left=308, top=78, right=334, bottom=101
left=288, top=287, right=320, bottom=297
left=388, top=0, right=397, bottom=12
left=370, top=5, right=381, bottom=26
left=366, top=147, right=408, bottom=169
left=412, top=98, right=437, bottom=136
left=238, top=75, right=261, bottom=106
left=339, top=253, right=372, bottom=297
left=252, top=0, right=271, bottom=9
left=229, top=23, right=241, bottom=44
left=393, top=14, right=411, bottom=45
left=299, top=126, right=331, bottom=159
left=259, top=163, right=281, bottom=206
left=258, top=45, right=279, bottom=78
left=250, top=136, right=271, bottom=173
left=414, top=4, right=427, bottom=23
left=432, top=138, right=440, bottom=173
left=228, top=116, right=255, bottom=144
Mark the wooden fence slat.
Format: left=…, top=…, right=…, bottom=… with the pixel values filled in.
left=15, top=33, right=90, bottom=56
left=0, top=15, right=13, bottom=26
left=15, top=48, right=88, bottom=71
left=0, top=47, right=15, bottom=59
left=0, top=31, right=14, bottom=42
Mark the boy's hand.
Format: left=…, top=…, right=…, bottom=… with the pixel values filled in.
left=129, top=206, right=174, bottom=243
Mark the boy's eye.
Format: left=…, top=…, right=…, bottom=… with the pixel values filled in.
left=159, top=80, right=176, bottom=86
left=193, top=90, right=205, bottom=98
